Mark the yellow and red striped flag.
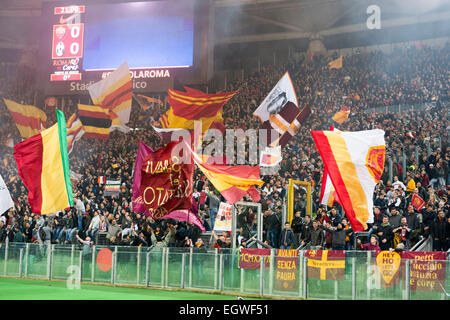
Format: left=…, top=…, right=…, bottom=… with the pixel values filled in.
left=88, top=62, right=132, bottom=131
left=4, top=98, right=47, bottom=139
left=13, top=109, right=73, bottom=215
left=66, top=113, right=85, bottom=154
left=319, top=126, right=341, bottom=207
left=186, top=143, right=264, bottom=204
left=161, top=87, right=237, bottom=134
left=311, top=129, right=385, bottom=231
left=319, top=166, right=340, bottom=208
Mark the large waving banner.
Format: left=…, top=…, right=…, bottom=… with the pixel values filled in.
left=140, top=140, right=194, bottom=218
left=132, top=141, right=154, bottom=214
left=0, top=174, right=14, bottom=215
left=311, top=129, right=386, bottom=231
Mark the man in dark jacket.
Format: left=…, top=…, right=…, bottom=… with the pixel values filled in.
left=303, top=220, right=324, bottom=249
left=377, top=215, right=394, bottom=250
left=291, top=211, right=303, bottom=248
left=23, top=221, right=33, bottom=243
left=328, top=207, right=342, bottom=227
left=430, top=210, right=449, bottom=251
left=265, top=208, right=281, bottom=248
left=279, top=222, right=295, bottom=249
left=404, top=205, right=421, bottom=246
left=421, top=204, right=437, bottom=237
left=319, top=222, right=353, bottom=250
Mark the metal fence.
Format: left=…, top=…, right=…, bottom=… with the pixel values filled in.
left=0, top=243, right=449, bottom=300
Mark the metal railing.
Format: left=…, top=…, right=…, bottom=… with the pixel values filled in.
left=0, top=243, right=448, bottom=300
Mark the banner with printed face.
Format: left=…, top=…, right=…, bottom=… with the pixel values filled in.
left=213, top=202, right=233, bottom=232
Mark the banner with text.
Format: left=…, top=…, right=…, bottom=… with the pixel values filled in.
left=213, top=202, right=233, bottom=232
left=275, top=249, right=299, bottom=291
left=238, top=248, right=271, bottom=270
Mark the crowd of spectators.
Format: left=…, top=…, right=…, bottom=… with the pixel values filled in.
left=0, top=42, right=449, bottom=253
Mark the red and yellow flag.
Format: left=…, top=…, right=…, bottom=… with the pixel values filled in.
left=161, top=87, right=237, bottom=133
left=311, top=129, right=385, bottom=231
left=411, top=193, right=426, bottom=211
left=88, top=62, right=132, bottom=126
left=13, top=109, right=73, bottom=215
left=306, top=250, right=346, bottom=280
left=4, top=98, right=47, bottom=139
left=187, top=143, right=264, bottom=204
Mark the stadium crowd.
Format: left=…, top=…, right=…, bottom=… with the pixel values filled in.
left=0, top=43, right=449, bottom=253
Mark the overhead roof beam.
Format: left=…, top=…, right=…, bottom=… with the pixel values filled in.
left=246, top=14, right=308, bottom=33
left=217, top=10, right=450, bottom=44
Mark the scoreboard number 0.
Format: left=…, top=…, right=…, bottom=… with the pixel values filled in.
left=70, top=42, right=79, bottom=55
left=71, top=26, right=80, bottom=38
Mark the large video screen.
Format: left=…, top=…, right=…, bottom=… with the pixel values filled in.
left=83, top=1, right=194, bottom=70
left=40, top=0, right=210, bottom=95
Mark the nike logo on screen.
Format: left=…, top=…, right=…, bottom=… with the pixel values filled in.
left=60, top=13, right=79, bottom=24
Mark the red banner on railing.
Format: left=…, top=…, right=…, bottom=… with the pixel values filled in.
left=305, top=250, right=346, bottom=280
left=401, top=251, right=447, bottom=292
left=238, top=248, right=271, bottom=270
left=275, top=249, right=299, bottom=291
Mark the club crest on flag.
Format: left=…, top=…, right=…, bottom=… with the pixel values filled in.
left=365, top=146, right=386, bottom=182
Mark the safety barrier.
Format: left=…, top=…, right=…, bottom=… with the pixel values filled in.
left=0, top=243, right=449, bottom=300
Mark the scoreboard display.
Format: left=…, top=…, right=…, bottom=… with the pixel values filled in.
left=51, top=5, right=85, bottom=81
left=39, top=0, right=213, bottom=95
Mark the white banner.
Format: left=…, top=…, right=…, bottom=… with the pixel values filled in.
left=213, top=202, right=233, bottom=232
left=253, top=71, right=298, bottom=123
left=0, top=174, right=14, bottom=214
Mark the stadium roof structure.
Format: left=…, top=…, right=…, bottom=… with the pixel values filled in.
left=0, top=0, right=449, bottom=50
left=214, top=0, right=450, bottom=49
left=0, top=0, right=449, bottom=67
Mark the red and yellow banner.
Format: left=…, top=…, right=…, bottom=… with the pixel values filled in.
left=305, top=250, right=346, bottom=280
left=238, top=248, right=271, bottom=270
left=161, top=87, right=237, bottom=133
left=411, top=193, right=426, bottom=211
left=88, top=62, right=132, bottom=126
left=139, top=140, right=194, bottom=218
left=402, top=251, right=447, bottom=292
left=188, top=143, right=264, bottom=204
left=311, top=129, right=385, bottom=231
left=4, top=98, right=47, bottom=139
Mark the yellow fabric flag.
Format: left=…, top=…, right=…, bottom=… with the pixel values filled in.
left=332, top=110, right=350, bottom=124
left=329, top=56, right=343, bottom=70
